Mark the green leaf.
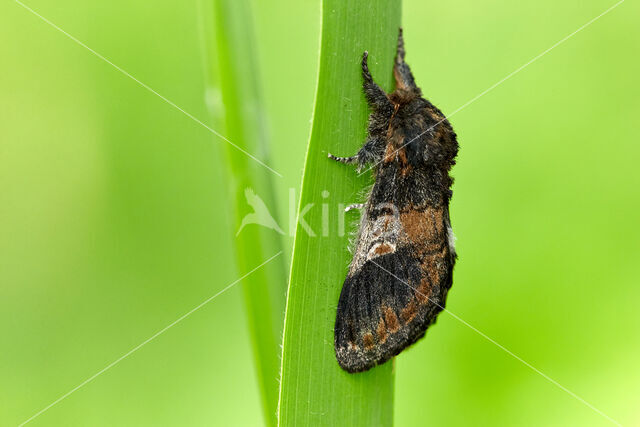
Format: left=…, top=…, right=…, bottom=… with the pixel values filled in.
left=278, top=1, right=402, bottom=425
left=206, top=0, right=287, bottom=425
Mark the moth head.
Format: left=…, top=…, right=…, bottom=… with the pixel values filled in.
left=388, top=88, right=419, bottom=106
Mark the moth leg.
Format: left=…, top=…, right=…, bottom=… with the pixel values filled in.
left=354, top=137, right=385, bottom=171
left=362, top=51, right=393, bottom=111
left=328, top=153, right=358, bottom=164
left=393, top=28, right=419, bottom=93
left=328, top=137, right=384, bottom=171
left=345, top=203, right=364, bottom=212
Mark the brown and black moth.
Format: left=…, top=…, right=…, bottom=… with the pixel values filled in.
left=328, top=29, right=459, bottom=373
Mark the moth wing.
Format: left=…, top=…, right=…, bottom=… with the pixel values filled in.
left=334, top=240, right=452, bottom=373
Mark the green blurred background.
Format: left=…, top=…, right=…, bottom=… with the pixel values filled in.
left=1, top=0, right=639, bottom=425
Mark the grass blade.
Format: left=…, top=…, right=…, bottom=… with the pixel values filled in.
left=206, top=0, right=287, bottom=424
left=278, top=1, right=402, bottom=425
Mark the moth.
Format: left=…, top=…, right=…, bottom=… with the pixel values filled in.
left=329, top=29, right=459, bottom=373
